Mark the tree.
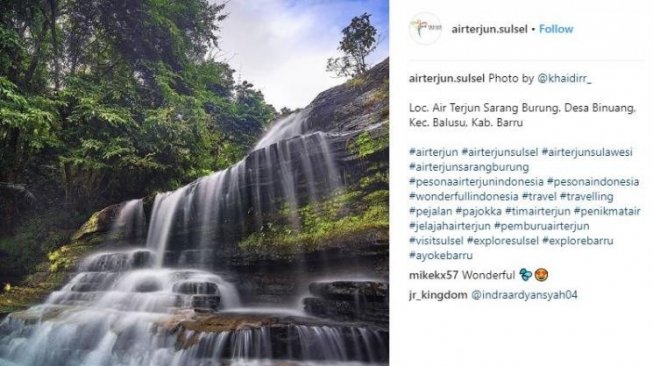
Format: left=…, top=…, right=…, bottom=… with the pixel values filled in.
left=0, top=0, right=275, bottom=223
left=279, top=107, right=293, bottom=116
left=326, top=13, right=379, bottom=78
left=0, top=0, right=283, bottom=278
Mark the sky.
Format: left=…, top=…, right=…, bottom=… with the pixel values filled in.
left=215, top=0, right=389, bottom=110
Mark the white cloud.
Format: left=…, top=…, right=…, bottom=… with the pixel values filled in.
left=215, top=0, right=388, bottom=110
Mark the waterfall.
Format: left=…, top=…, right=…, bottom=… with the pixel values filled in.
left=166, top=324, right=387, bottom=364
left=0, top=109, right=388, bottom=365
left=145, top=187, right=193, bottom=267
left=110, top=199, right=146, bottom=242
left=143, top=110, right=342, bottom=267
left=254, top=110, right=309, bottom=150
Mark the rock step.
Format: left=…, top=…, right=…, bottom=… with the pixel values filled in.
left=191, top=295, right=221, bottom=312
left=70, top=283, right=100, bottom=292
left=173, top=281, right=220, bottom=295
left=303, top=297, right=389, bottom=325
left=157, top=311, right=389, bottom=362
left=308, top=281, right=388, bottom=302
left=80, top=250, right=154, bottom=272
left=130, top=250, right=154, bottom=268
left=133, top=279, right=162, bottom=293
left=304, top=281, right=389, bottom=328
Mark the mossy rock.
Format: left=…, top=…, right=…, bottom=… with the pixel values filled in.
left=346, top=122, right=389, bottom=159
left=239, top=184, right=388, bottom=257
left=72, top=203, right=122, bottom=241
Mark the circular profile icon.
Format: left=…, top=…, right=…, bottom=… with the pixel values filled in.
left=409, top=12, right=442, bottom=45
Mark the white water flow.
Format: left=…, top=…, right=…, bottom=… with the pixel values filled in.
left=145, top=186, right=192, bottom=267
left=254, top=110, right=308, bottom=150
left=0, top=111, right=388, bottom=365
left=145, top=110, right=342, bottom=267
left=110, top=199, right=146, bottom=242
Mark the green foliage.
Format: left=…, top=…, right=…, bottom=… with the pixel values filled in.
left=0, top=27, right=24, bottom=80
left=0, top=77, right=55, bottom=150
left=346, top=75, right=367, bottom=89
left=366, top=78, right=389, bottom=119
left=0, top=0, right=281, bottom=282
left=0, top=0, right=277, bottom=215
left=240, top=188, right=389, bottom=253
left=47, top=246, right=73, bottom=272
left=359, top=171, right=389, bottom=190
left=348, top=127, right=389, bottom=158
left=327, top=13, right=379, bottom=78
left=240, top=126, right=389, bottom=253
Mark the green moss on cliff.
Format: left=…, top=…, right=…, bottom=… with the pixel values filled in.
left=347, top=125, right=389, bottom=159
left=240, top=186, right=388, bottom=253
left=241, top=123, right=389, bottom=255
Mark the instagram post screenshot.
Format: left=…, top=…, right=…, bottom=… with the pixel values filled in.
left=0, top=0, right=650, bottom=365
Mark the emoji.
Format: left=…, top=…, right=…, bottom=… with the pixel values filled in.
left=519, top=268, right=532, bottom=281
left=534, top=268, right=548, bottom=282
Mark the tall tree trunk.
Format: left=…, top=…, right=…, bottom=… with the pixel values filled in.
left=4, top=128, right=20, bottom=182
left=0, top=128, right=21, bottom=236
left=0, top=199, right=17, bottom=236
left=22, top=17, right=50, bottom=90
left=48, top=0, right=60, bottom=90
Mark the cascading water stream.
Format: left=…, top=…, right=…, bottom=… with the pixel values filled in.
left=254, top=110, right=308, bottom=150
left=0, top=110, right=388, bottom=365
left=110, top=199, right=146, bottom=243
left=145, top=116, right=342, bottom=267
left=145, top=187, right=192, bottom=267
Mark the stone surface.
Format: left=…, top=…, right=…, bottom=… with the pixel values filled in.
left=303, top=281, right=389, bottom=328
left=155, top=310, right=389, bottom=362
left=8, top=305, right=71, bottom=324
left=130, top=250, right=153, bottom=268
left=304, top=58, right=389, bottom=134
left=71, top=203, right=122, bottom=241
left=173, top=281, right=220, bottom=295
left=133, top=279, right=162, bottom=293
left=190, top=295, right=221, bottom=312
left=303, top=297, right=389, bottom=327
left=308, top=281, right=389, bottom=302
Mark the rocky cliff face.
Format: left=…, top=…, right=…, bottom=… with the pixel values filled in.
left=224, top=59, right=389, bottom=306
left=306, top=58, right=389, bottom=134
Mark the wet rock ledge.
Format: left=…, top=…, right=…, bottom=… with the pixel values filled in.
left=156, top=310, right=389, bottom=362
left=303, top=281, right=389, bottom=328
